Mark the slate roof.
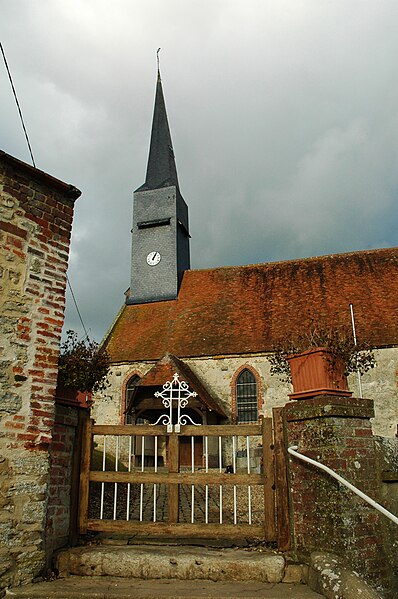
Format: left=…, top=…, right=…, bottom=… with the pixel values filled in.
left=136, top=70, right=179, bottom=192
left=104, top=247, right=398, bottom=363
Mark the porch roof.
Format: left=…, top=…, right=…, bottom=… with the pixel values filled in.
left=127, top=354, right=227, bottom=417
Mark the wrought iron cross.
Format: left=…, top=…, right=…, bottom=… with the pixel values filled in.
left=151, top=373, right=200, bottom=432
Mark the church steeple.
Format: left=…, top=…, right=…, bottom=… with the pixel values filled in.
left=138, top=70, right=179, bottom=191
left=127, top=67, right=190, bottom=305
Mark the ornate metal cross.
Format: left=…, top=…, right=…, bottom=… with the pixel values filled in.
left=151, top=373, right=200, bottom=432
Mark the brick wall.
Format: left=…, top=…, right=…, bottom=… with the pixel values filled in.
left=0, top=151, right=80, bottom=593
left=284, top=396, right=393, bottom=596
left=45, top=403, right=85, bottom=566
left=375, top=436, right=398, bottom=593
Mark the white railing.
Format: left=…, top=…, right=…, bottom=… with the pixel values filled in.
left=288, top=446, right=398, bottom=526
left=90, top=427, right=265, bottom=527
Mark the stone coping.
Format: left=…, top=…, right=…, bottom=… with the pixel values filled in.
left=284, top=395, right=374, bottom=422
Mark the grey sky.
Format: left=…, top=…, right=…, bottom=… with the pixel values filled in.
left=1, top=1, right=398, bottom=342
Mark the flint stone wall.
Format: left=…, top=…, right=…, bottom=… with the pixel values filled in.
left=92, top=348, right=398, bottom=437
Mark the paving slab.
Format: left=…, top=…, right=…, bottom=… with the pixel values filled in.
left=7, top=576, right=324, bottom=598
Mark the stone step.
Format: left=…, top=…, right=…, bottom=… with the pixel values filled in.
left=8, top=576, right=324, bottom=598
left=55, top=544, right=301, bottom=584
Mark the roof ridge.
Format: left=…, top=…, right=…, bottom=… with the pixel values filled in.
left=187, top=246, right=398, bottom=275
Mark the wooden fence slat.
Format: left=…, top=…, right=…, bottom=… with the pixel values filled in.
left=93, top=424, right=167, bottom=436
left=180, top=424, right=262, bottom=436
left=89, top=471, right=263, bottom=485
left=273, top=407, right=291, bottom=551
left=86, top=519, right=265, bottom=538
left=168, top=433, right=179, bottom=523
left=262, top=417, right=276, bottom=541
left=78, top=417, right=94, bottom=534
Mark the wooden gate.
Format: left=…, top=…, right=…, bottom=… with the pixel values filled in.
left=78, top=415, right=289, bottom=548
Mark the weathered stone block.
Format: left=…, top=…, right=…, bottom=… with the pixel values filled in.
left=56, top=545, right=286, bottom=583
left=22, top=500, right=46, bottom=525
left=282, top=563, right=305, bottom=583
left=11, top=455, right=49, bottom=476
left=0, top=392, right=22, bottom=414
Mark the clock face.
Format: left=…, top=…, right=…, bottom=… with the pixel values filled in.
left=146, top=251, right=161, bottom=266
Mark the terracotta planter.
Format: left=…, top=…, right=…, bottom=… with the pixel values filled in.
left=287, top=347, right=352, bottom=400
left=55, top=385, right=92, bottom=408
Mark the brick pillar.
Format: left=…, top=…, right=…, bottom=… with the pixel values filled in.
left=283, top=395, right=390, bottom=591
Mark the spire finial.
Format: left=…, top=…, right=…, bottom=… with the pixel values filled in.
left=157, top=48, right=161, bottom=80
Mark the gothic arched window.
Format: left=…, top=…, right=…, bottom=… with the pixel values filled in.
left=236, top=369, right=258, bottom=423
left=124, top=374, right=140, bottom=424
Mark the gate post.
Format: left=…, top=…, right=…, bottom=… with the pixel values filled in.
left=262, top=417, right=276, bottom=541
left=78, top=416, right=94, bottom=534
left=168, top=433, right=180, bottom=523
left=69, top=408, right=88, bottom=544
left=273, top=408, right=291, bottom=551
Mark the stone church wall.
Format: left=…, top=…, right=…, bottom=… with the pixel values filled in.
left=0, top=153, right=79, bottom=593
left=92, top=348, right=397, bottom=438
left=353, top=347, right=398, bottom=437
left=91, top=362, right=153, bottom=425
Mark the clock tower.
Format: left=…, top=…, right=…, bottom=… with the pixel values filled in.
left=127, top=69, right=190, bottom=305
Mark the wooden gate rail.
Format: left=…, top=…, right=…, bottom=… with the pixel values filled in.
left=92, top=424, right=263, bottom=436
left=79, top=419, right=278, bottom=542
left=89, top=472, right=263, bottom=484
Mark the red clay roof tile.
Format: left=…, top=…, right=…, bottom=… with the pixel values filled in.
left=104, top=247, right=398, bottom=362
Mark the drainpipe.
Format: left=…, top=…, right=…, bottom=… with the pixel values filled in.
left=349, top=303, right=363, bottom=398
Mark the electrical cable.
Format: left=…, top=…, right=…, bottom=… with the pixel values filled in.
left=0, top=41, right=36, bottom=167
left=67, top=274, right=90, bottom=341
left=2, top=41, right=90, bottom=343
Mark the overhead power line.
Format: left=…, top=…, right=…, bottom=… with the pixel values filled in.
left=0, top=41, right=36, bottom=167
left=1, top=42, right=90, bottom=342
left=67, top=275, right=90, bottom=341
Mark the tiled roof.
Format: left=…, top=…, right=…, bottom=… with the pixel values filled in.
left=104, top=247, right=398, bottom=362
left=131, top=354, right=227, bottom=416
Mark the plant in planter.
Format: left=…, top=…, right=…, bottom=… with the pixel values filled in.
left=56, top=330, right=110, bottom=406
left=269, top=324, right=375, bottom=400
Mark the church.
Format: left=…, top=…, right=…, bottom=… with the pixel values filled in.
left=92, top=70, right=398, bottom=439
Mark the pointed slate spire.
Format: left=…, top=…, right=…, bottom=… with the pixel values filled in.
left=128, top=62, right=190, bottom=305
left=139, top=69, right=179, bottom=191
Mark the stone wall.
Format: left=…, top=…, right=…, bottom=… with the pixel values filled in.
left=0, top=151, right=80, bottom=593
left=283, top=396, right=394, bottom=597
left=92, top=349, right=398, bottom=436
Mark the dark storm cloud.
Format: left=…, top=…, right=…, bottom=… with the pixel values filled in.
left=1, top=1, right=398, bottom=341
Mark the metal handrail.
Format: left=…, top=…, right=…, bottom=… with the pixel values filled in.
left=288, top=446, right=398, bottom=526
